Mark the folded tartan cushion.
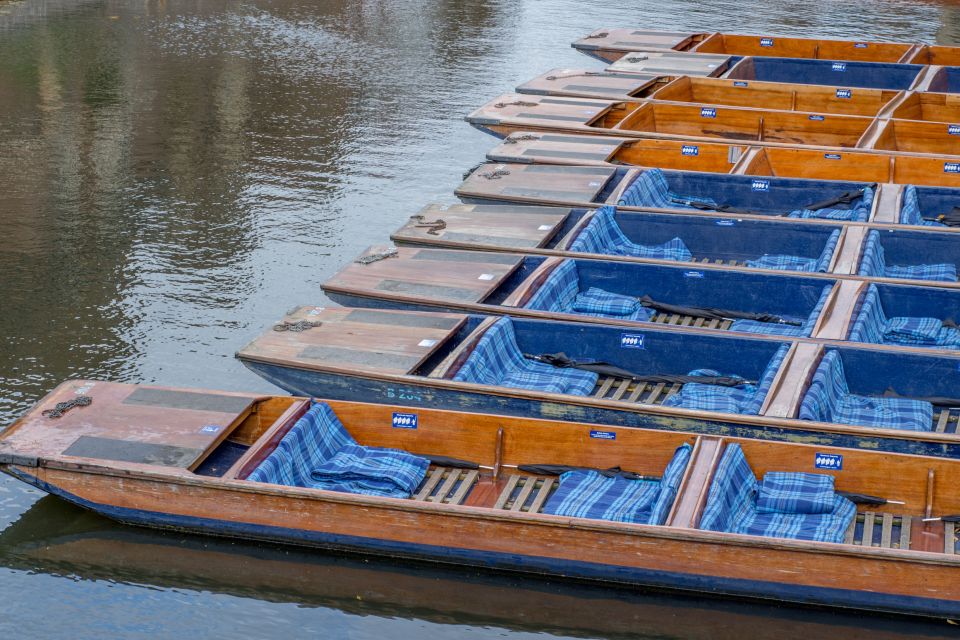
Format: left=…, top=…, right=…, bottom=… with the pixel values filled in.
left=883, top=316, right=943, bottom=345
left=543, top=470, right=661, bottom=523
left=247, top=402, right=430, bottom=499
left=756, top=472, right=835, bottom=514
left=572, top=287, right=651, bottom=319
left=543, top=443, right=692, bottom=524
left=567, top=206, right=693, bottom=261
left=310, top=443, right=430, bottom=498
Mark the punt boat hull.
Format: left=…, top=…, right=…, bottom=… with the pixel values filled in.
left=3, top=443, right=958, bottom=620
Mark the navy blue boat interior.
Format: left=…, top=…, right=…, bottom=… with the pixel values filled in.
left=857, top=229, right=959, bottom=282
left=926, top=66, right=960, bottom=94
left=848, top=283, right=960, bottom=350
left=901, top=184, right=960, bottom=227
left=619, top=169, right=874, bottom=221
left=725, top=56, right=923, bottom=90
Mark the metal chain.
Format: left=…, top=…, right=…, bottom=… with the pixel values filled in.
left=502, top=134, right=540, bottom=145
left=42, top=395, right=92, bottom=419
left=584, top=31, right=608, bottom=39
left=273, top=320, right=322, bottom=332
left=480, top=169, right=510, bottom=180
left=624, top=55, right=649, bottom=63
left=409, top=215, right=446, bottom=235
left=493, top=100, right=537, bottom=108
left=354, top=247, right=399, bottom=264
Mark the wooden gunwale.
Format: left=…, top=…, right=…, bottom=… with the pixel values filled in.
left=234, top=352, right=960, bottom=448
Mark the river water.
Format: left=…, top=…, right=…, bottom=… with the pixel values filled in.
left=1, top=0, right=959, bottom=636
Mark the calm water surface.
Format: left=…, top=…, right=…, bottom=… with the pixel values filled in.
left=1, top=0, right=960, bottom=636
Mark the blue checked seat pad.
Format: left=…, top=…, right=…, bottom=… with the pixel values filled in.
left=450, top=316, right=598, bottom=395
left=522, top=259, right=652, bottom=322
left=698, top=443, right=856, bottom=543
left=858, top=230, right=957, bottom=282
left=543, top=443, right=692, bottom=524
left=848, top=284, right=960, bottom=349
left=661, top=344, right=789, bottom=415
left=900, top=185, right=947, bottom=227
left=798, top=350, right=933, bottom=431
left=567, top=206, right=693, bottom=260
left=744, top=229, right=841, bottom=273
left=247, top=402, right=430, bottom=498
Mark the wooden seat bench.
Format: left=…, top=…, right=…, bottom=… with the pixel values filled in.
left=844, top=511, right=912, bottom=549
left=412, top=467, right=480, bottom=505
left=494, top=474, right=559, bottom=513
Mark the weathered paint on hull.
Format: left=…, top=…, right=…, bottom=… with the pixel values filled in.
left=239, top=360, right=958, bottom=459
left=7, top=466, right=959, bottom=620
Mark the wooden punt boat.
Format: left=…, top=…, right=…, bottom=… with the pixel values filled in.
left=321, top=245, right=960, bottom=356
left=466, top=94, right=960, bottom=157
left=454, top=162, right=960, bottom=235
left=5, top=380, right=960, bottom=619
left=518, top=72, right=902, bottom=117
left=571, top=28, right=950, bottom=64
left=486, top=131, right=960, bottom=189
left=237, top=306, right=960, bottom=458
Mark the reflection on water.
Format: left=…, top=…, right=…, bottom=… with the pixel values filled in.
left=1, top=497, right=958, bottom=640
left=0, top=0, right=959, bottom=636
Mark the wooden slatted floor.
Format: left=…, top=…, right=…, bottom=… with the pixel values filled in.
left=412, top=467, right=479, bottom=505
left=932, top=406, right=960, bottom=434
left=844, top=512, right=912, bottom=549
left=494, top=475, right=558, bottom=513
left=592, top=377, right=685, bottom=404
left=647, top=313, right=734, bottom=331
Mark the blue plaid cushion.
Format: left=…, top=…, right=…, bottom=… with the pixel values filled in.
left=858, top=230, right=958, bottom=282
left=523, top=260, right=652, bottom=321
left=247, top=403, right=429, bottom=498
left=785, top=186, right=873, bottom=222
left=618, top=169, right=717, bottom=211
left=698, top=443, right=759, bottom=534
left=756, top=472, right=835, bottom=514
left=745, top=254, right=818, bottom=272
left=310, top=443, right=430, bottom=498
left=648, top=443, right=694, bottom=525
left=885, top=263, right=958, bottom=282
left=523, top=259, right=580, bottom=314
left=568, top=206, right=693, bottom=261
left=900, top=185, right=946, bottom=227
left=799, top=350, right=933, bottom=431
left=572, top=287, right=652, bottom=321
left=849, top=284, right=960, bottom=349
left=662, top=344, right=789, bottom=415
left=543, top=471, right=661, bottom=523
left=700, top=444, right=856, bottom=543
left=451, top=317, right=598, bottom=396
left=247, top=403, right=356, bottom=487
left=730, top=285, right=830, bottom=338
left=544, top=443, right=692, bottom=524
left=848, top=284, right=886, bottom=345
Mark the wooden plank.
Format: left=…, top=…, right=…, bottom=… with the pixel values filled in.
left=946, top=522, right=956, bottom=555
left=415, top=467, right=446, bottom=501
left=844, top=516, right=857, bottom=545
left=511, top=477, right=538, bottom=512
left=899, top=515, right=911, bottom=551
left=880, top=512, right=893, bottom=548
left=528, top=477, right=556, bottom=514
left=449, top=469, right=479, bottom=506
left=434, top=469, right=462, bottom=504
left=861, top=512, right=876, bottom=546
left=493, top=475, right=522, bottom=510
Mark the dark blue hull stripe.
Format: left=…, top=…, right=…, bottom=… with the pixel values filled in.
left=11, top=467, right=958, bottom=619
left=242, top=361, right=960, bottom=460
